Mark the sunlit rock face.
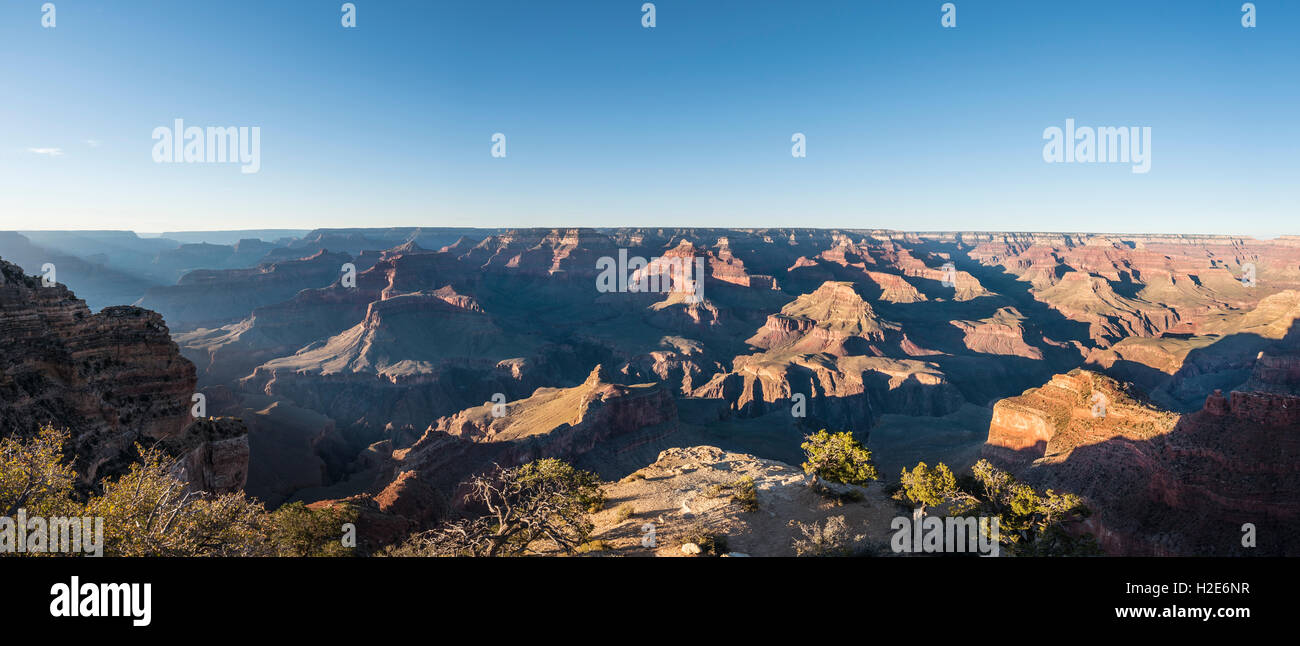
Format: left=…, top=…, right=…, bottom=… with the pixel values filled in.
left=984, top=370, right=1300, bottom=556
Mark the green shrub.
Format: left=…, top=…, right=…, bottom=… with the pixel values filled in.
left=730, top=476, right=759, bottom=512
left=677, top=521, right=728, bottom=555
left=800, top=430, right=879, bottom=486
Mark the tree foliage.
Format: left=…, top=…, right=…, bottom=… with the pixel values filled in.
left=897, top=461, right=958, bottom=515
left=1, top=426, right=356, bottom=557
left=892, top=458, right=1102, bottom=556
left=800, top=430, right=879, bottom=486
left=388, top=458, right=605, bottom=557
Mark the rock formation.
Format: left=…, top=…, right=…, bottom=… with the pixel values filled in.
left=163, top=416, right=250, bottom=495
left=587, top=445, right=897, bottom=557
left=984, top=370, right=1299, bottom=555
left=312, top=364, right=681, bottom=541
left=136, top=250, right=353, bottom=331
left=0, top=256, right=250, bottom=493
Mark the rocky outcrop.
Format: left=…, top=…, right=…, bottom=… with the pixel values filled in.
left=371, top=470, right=448, bottom=525
left=949, top=307, right=1043, bottom=359
left=416, top=365, right=679, bottom=481
left=1031, top=272, right=1180, bottom=346
left=863, top=271, right=926, bottom=303
left=617, top=338, right=719, bottom=395
left=984, top=370, right=1177, bottom=467
left=164, top=417, right=251, bottom=495
left=693, top=354, right=964, bottom=431
left=587, top=445, right=897, bottom=556
left=238, top=283, right=577, bottom=430
left=746, top=282, right=896, bottom=356
left=0, top=257, right=200, bottom=485
left=984, top=370, right=1300, bottom=555
left=322, top=364, right=681, bottom=540
left=1242, top=352, right=1300, bottom=395
left=691, top=281, right=962, bottom=430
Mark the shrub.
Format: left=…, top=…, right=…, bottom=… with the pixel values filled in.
left=730, top=476, right=759, bottom=512
left=677, top=521, right=728, bottom=555
left=267, top=502, right=360, bottom=557
left=897, top=461, right=961, bottom=515
left=891, top=458, right=1103, bottom=556
left=575, top=539, right=608, bottom=554
left=2, top=426, right=358, bottom=557
left=613, top=504, right=636, bottom=523
left=790, top=515, right=865, bottom=557
left=800, top=430, right=879, bottom=486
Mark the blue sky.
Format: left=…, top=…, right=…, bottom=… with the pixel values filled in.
left=0, top=1, right=1295, bottom=235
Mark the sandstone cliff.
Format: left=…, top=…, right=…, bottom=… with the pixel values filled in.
left=984, top=370, right=1299, bottom=555
left=692, top=281, right=963, bottom=430
left=0, top=256, right=250, bottom=493
left=407, top=364, right=680, bottom=488
left=307, top=365, right=681, bottom=544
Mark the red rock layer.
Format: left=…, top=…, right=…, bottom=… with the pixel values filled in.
left=984, top=370, right=1300, bottom=555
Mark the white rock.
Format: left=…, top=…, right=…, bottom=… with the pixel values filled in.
left=681, top=542, right=702, bottom=555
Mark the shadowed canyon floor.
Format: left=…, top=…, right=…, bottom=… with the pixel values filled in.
left=3, top=228, right=1299, bottom=555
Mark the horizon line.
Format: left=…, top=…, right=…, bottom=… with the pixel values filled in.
left=6, top=227, right=1295, bottom=240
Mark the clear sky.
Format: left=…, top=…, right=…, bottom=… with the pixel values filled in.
left=0, top=1, right=1295, bottom=236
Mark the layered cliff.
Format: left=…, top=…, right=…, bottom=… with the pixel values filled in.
left=0, top=256, right=249, bottom=492
left=984, top=370, right=1300, bottom=555
left=163, top=416, right=250, bottom=495
left=692, top=281, right=963, bottom=430
left=414, top=364, right=679, bottom=483
left=949, top=307, right=1043, bottom=359
left=312, top=364, right=681, bottom=538
left=136, top=250, right=353, bottom=331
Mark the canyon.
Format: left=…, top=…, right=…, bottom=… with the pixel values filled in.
left=3, top=227, right=1299, bottom=555
left=0, top=257, right=247, bottom=493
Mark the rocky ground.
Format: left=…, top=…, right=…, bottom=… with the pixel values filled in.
left=585, top=446, right=898, bottom=557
